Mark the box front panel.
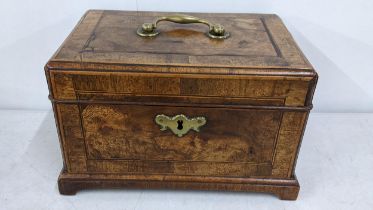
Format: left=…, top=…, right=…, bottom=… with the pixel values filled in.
left=50, top=70, right=310, bottom=178
left=55, top=102, right=307, bottom=178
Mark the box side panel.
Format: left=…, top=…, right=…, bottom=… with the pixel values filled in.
left=271, top=111, right=308, bottom=178
left=55, top=104, right=88, bottom=173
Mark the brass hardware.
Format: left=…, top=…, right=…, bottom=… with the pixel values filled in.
left=155, top=114, right=207, bottom=137
left=137, top=14, right=230, bottom=39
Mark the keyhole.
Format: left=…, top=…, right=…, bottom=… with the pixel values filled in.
left=177, top=120, right=183, bottom=130
left=249, top=147, right=255, bottom=155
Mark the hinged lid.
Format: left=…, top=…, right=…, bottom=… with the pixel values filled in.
left=47, top=10, right=316, bottom=77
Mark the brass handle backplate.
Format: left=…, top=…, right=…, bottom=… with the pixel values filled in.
left=155, top=114, right=207, bottom=137
left=137, top=14, right=230, bottom=39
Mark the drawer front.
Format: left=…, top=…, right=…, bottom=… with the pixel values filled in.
left=57, top=103, right=307, bottom=178
left=82, top=104, right=280, bottom=177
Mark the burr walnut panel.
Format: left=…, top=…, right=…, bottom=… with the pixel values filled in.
left=81, top=104, right=281, bottom=164
left=78, top=14, right=277, bottom=57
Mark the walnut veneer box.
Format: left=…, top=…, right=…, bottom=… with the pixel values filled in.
left=45, top=10, right=318, bottom=200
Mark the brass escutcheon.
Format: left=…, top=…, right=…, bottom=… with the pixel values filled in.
left=155, top=114, right=207, bottom=137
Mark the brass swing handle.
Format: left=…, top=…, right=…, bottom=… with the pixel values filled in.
left=137, top=14, right=230, bottom=39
